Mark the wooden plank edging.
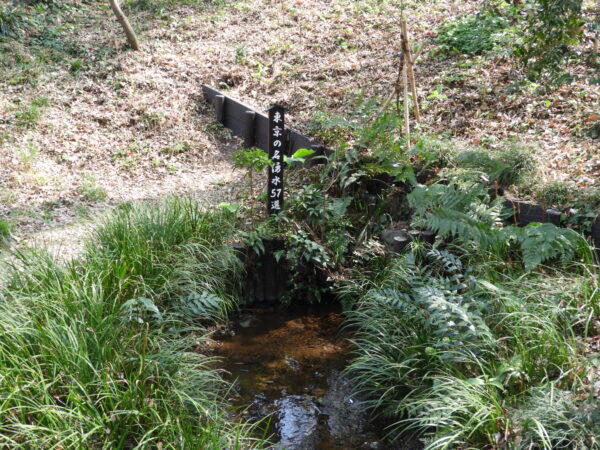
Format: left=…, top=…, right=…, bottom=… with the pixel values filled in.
left=202, top=85, right=333, bottom=161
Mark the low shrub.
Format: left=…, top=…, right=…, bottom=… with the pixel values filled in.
left=536, top=180, right=574, bottom=210
left=0, top=6, right=29, bottom=39
left=435, top=9, right=512, bottom=55
left=455, top=142, right=538, bottom=188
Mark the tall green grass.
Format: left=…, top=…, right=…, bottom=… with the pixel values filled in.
left=0, top=198, right=260, bottom=448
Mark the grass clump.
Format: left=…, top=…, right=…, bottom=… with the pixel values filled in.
left=514, top=386, right=600, bottom=449
left=13, top=96, right=49, bottom=129
left=454, top=141, right=538, bottom=188
left=0, top=5, right=29, bottom=38
left=0, top=198, right=259, bottom=448
left=0, top=219, right=12, bottom=245
left=435, top=9, right=512, bottom=56
left=535, top=180, right=574, bottom=210
left=534, top=181, right=600, bottom=232
left=78, top=175, right=107, bottom=202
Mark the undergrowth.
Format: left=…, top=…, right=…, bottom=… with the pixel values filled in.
left=0, top=198, right=262, bottom=448
left=342, top=248, right=599, bottom=449
left=435, top=8, right=514, bottom=56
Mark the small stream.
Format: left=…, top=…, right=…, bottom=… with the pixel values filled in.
left=213, top=304, right=405, bottom=449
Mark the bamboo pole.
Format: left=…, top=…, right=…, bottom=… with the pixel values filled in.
left=401, top=20, right=420, bottom=123
left=402, top=59, right=410, bottom=145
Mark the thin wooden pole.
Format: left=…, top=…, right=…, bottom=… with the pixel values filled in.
left=401, top=20, right=420, bottom=123
left=402, top=56, right=410, bottom=146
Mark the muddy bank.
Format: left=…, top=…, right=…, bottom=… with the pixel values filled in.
left=213, top=304, right=418, bottom=449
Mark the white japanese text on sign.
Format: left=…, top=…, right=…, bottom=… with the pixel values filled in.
left=267, top=105, right=285, bottom=215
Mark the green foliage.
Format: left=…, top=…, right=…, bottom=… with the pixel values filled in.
left=496, top=142, right=539, bottom=186
left=513, top=222, right=584, bottom=271
left=269, top=154, right=366, bottom=301
left=344, top=251, right=502, bottom=443
left=120, top=295, right=164, bottom=324
left=13, top=96, right=49, bottom=129
left=233, top=148, right=272, bottom=198
left=514, top=386, right=600, bottom=449
left=87, top=198, right=241, bottom=307
left=286, top=184, right=351, bottom=226
left=515, top=0, right=585, bottom=81
left=124, top=0, right=226, bottom=14
left=535, top=180, right=576, bottom=210
left=400, top=375, right=507, bottom=448
left=407, top=136, right=458, bottom=172
left=408, top=181, right=505, bottom=250
left=0, top=198, right=258, bottom=448
left=436, top=9, right=512, bottom=55
left=367, top=284, right=495, bottom=361
left=534, top=182, right=600, bottom=233
left=286, top=228, right=332, bottom=268
left=239, top=222, right=274, bottom=256
left=0, top=1, right=95, bottom=87
left=308, top=96, right=420, bottom=189
left=78, top=175, right=107, bottom=202
left=0, top=5, right=29, bottom=38
left=408, top=180, right=592, bottom=270
left=343, top=246, right=597, bottom=448
left=162, top=140, right=190, bottom=156
left=434, top=0, right=587, bottom=83
left=173, top=291, right=233, bottom=324
left=0, top=218, right=12, bottom=245
left=283, top=147, right=315, bottom=165
left=455, top=142, right=538, bottom=187
left=307, top=111, right=359, bottom=146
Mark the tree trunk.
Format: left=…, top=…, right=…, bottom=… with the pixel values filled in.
left=109, top=0, right=140, bottom=51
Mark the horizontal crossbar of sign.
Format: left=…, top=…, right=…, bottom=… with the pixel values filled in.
left=202, top=85, right=333, bottom=159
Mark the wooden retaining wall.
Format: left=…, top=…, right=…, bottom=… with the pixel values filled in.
left=202, top=85, right=332, bottom=161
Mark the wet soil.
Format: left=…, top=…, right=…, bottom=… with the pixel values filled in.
left=213, top=304, right=411, bottom=450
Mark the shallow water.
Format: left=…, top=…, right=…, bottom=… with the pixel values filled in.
left=214, top=304, right=400, bottom=449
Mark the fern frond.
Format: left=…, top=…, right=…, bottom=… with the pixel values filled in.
left=507, top=223, right=585, bottom=271
left=408, top=182, right=504, bottom=250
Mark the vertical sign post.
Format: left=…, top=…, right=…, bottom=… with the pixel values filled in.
left=267, top=104, right=285, bottom=215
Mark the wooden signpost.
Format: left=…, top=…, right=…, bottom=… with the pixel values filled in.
left=267, top=104, right=285, bottom=215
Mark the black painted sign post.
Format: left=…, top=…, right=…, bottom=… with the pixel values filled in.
left=267, top=104, right=285, bottom=215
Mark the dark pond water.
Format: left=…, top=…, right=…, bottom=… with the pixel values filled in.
left=213, top=304, right=413, bottom=450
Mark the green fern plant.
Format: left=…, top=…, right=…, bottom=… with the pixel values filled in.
left=407, top=181, right=591, bottom=270
left=120, top=296, right=163, bottom=324
left=505, top=222, right=589, bottom=271
left=173, top=291, right=232, bottom=324
left=408, top=181, right=505, bottom=250
left=345, top=252, right=497, bottom=428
